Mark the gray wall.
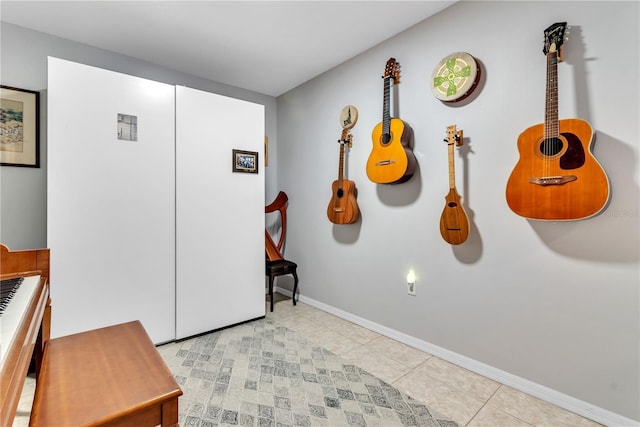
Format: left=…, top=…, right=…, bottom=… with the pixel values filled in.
left=276, top=1, right=639, bottom=422
left=1, top=1, right=638, bottom=423
left=0, top=22, right=278, bottom=250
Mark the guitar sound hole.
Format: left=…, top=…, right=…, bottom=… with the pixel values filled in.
left=337, top=189, right=344, bottom=198
left=381, top=133, right=392, bottom=145
left=448, top=202, right=458, bottom=207
left=540, top=137, right=563, bottom=156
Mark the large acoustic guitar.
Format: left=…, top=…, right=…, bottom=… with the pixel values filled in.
left=366, top=58, right=416, bottom=184
left=440, top=125, right=470, bottom=245
left=506, top=22, right=609, bottom=220
left=327, top=105, right=360, bottom=224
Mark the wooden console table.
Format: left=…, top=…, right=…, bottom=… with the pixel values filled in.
left=29, top=320, right=182, bottom=427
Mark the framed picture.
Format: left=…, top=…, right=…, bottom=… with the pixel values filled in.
left=117, top=113, right=138, bottom=141
left=232, top=149, right=259, bottom=174
left=1, top=85, right=40, bottom=167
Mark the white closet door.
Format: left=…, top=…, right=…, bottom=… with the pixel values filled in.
left=176, top=86, right=265, bottom=339
left=47, top=57, right=175, bottom=343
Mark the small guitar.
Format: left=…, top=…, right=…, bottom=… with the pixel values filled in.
left=440, top=125, right=470, bottom=245
left=506, top=22, right=609, bottom=220
left=327, top=105, right=360, bottom=224
left=366, top=58, right=416, bottom=184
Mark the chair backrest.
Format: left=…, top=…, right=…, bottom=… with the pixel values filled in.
left=265, top=191, right=289, bottom=261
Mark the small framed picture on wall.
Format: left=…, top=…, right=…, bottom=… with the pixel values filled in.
left=1, top=85, right=40, bottom=167
left=232, top=149, right=259, bottom=174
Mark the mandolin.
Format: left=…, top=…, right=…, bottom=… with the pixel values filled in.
left=366, top=58, right=416, bottom=184
left=327, top=105, right=360, bottom=224
left=506, top=22, right=609, bottom=220
left=440, top=125, right=470, bottom=245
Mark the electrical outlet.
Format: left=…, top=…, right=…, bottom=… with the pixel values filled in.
left=407, top=281, right=416, bottom=296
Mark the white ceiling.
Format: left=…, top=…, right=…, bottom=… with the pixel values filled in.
left=0, top=1, right=456, bottom=96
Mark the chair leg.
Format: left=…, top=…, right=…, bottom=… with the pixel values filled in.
left=292, top=270, right=298, bottom=306
left=268, top=275, right=275, bottom=312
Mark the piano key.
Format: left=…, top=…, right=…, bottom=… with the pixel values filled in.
left=0, top=275, right=41, bottom=367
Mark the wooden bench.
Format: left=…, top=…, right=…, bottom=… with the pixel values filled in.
left=29, top=320, right=182, bottom=427
left=0, top=244, right=182, bottom=426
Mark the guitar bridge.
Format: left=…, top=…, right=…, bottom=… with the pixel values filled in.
left=529, top=175, right=577, bottom=186
left=333, top=208, right=345, bottom=213
left=375, top=159, right=396, bottom=166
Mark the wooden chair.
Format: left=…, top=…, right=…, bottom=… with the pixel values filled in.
left=265, top=191, right=298, bottom=312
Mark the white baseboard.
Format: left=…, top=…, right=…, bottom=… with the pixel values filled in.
left=274, top=287, right=638, bottom=427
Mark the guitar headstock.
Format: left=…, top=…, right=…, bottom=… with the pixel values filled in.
left=446, top=125, right=463, bottom=147
left=384, top=58, right=401, bottom=84
left=543, top=22, right=568, bottom=59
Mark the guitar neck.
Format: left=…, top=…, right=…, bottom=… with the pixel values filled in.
left=447, top=140, right=457, bottom=189
left=337, top=142, right=345, bottom=181
left=382, top=76, right=391, bottom=135
left=337, top=129, right=349, bottom=182
left=544, top=51, right=560, bottom=139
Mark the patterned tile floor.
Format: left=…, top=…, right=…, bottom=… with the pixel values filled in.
left=12, top=294, right=604, bottom=426
left=157, top=316, right=458, bottom=426
left=261, top=295, right=603, bottom=427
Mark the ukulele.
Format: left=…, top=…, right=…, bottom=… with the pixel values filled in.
left=506, top=22, right=609, bottom=220
left=439, top=125, right=470, bottom=245
left=366, top=58, right=416, bottom=184
left=327, top=105, right=360, bottom=224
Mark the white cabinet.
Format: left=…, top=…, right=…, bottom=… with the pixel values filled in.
left=47, top=58, right=264, bottom=343
left=175, top=86, right=265, bottom=339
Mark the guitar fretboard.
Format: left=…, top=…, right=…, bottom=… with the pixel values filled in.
left=337, top=131, right=347, bottom=182
left=447, top=140, right=457, bottom=189
left=544, top=51, right=559, bottom=139
left=382, top=77, right=391, bottom=137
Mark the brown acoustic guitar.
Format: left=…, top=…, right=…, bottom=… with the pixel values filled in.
left=366, top=58, right=416, bottom=184
left=506, top=22, right=609, bottom=220
left=440, top=125, right=470, bottom=245
left=327, top=105, right=360, bottom=224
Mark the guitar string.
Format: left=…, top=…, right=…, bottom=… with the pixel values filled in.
left=383, top=74, right=391, bottom=140
left=545, top=49, right=555, bottom=180
left=544, top=26, right=554, bottom=179
left=545, top=50, right=550, bottom=180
